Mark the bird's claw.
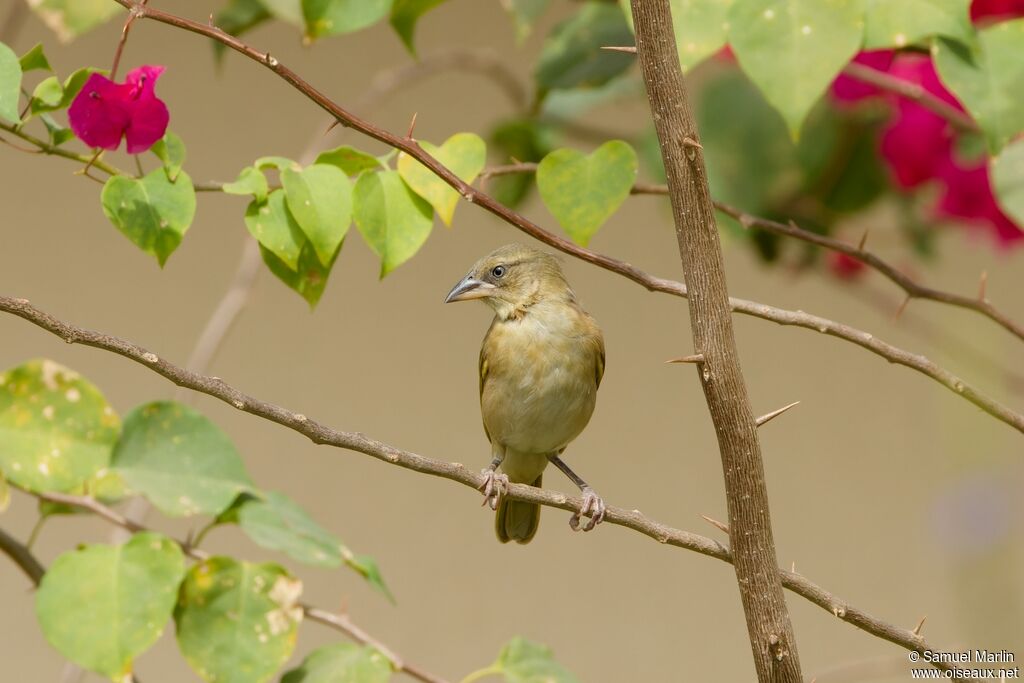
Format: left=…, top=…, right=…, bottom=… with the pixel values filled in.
left=479, top=469, right=509, bottom=511
left=569, top=487, right=606, bottom=532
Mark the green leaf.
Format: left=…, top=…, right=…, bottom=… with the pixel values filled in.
left=0, top=41, right=22, bottom=124
left=19, top=43, right=52, bottom=72
left=489, top=119, right=555, bottom=208
left=302, top=0, right=393, bottom=39
left=353, top=170, right=434, bottom=277
left=254, top=155, right=302, bottom=172
left=728, top=0, right=865, bottom=138
left=502, top=0, right=550, bottom=42
left=101, top=169, right=197, bottom=267
left=261, top=239, right=341, bottom=308
left=0, top=360, right=120, bottom=493
left=397, top=132, right=486, bottom=226
left=212, top=0, right=272, bottom=62
left=281, top=164, right=353, bottom=265
left=262, top=0, right=305, bottom=24
left=0, top=471, right=9, bottom=512
left=35, top=532, right=185, bottom=679
left=30, top=76, right=63, bottom=112
left=150, top=131, right=186, bottom=181
left=345, top=553, right=394, bottom=602
left=176, top=557, right=301, bottom=683
left=536, top=141, right=637, bottom=246
left=622, top=0, right=734, bottom=71
left=245, top=191, right=305, bottom=269
left=223, top=491, right=345, bottom=567
left=535, top=3, right=635, bottom=90
left=28, top=0, right=122, bottom=41
left=225, top=166, right=270, bottom=202
left=934, top=19, right=1024, bottom=154
left=111, top=401, right=254, bottom=517
left=282, top=643, right=393, bottom=683
left=464, top=638, right=578, bottom=683
left=992, top=138, right=1024, bottom=227
left=390, top=0, right=448, bottom=54
left=41, top=112, right=74, bottom=146
left=863, top=0, right=972, bottom=49
left=315, top=145, right=384, bottom=176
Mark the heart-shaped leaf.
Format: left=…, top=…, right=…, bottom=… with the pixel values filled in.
left=622, top=0, right=734, bottom=71
left=536, top=141, right=637, bottom=245
left=101, top=169, right=196, bottom=266
left=176, top=557, right=301, bottom=683
left=0, top=41, right=22, bottom=123
left=282, top=643, right=392, bottom=683
left=261, top=238, right=341, bottom=309
left=244, top=190, right=305, bottom=270
left=35, top=532, right=185, bottom=679
left=281, top=164, right=352, bottom=265
left=728, top=0, right=864, bottom=138
left=863, top=0, right=972, bottom=49
left=111, top=401, right=253, bottom=517
left=315, top=145, right=383, bottom=176
left=992, top=138, right=1024, bottom=227
left=397, top=133, right=486, bottom=226
left=934, top=19, right=1024, bottom=154
left=354, top=170, right=434, bottom=276
left=302, top=0, right=392, bottom=39
left=0, top=359, right=120, bottom=493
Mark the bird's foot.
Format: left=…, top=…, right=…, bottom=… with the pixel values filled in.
left=569, top=487, right=606, bottom=532
left=479, top=469, right=509, bottom=511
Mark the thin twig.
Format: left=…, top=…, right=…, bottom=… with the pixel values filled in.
left=841, top=62, right=979, bottom=133
left=110, top=0, right=150, bottom=80
left=0, top=297, right=965, bottom=674
left=0, top=495, right=449, bottom=683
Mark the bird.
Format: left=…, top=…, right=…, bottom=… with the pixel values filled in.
left=444, top=243, right=606, bottom=544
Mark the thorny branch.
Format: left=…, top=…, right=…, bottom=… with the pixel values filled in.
left=0, top=295, right=966, bottom=675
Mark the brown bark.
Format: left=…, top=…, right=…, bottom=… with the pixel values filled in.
left=629, top=1, right=803, bottom=680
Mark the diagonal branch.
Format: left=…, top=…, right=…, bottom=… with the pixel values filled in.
left=0, top=295, right=966, bottom=674
left=483, top=162, right=1024, bottom=344
left=2, top=491, right=448, bottom=683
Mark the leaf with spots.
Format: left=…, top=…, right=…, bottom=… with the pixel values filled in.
left=863, top=0, right=972, bottom=49
left=176, top=557, right=301, bottom=683
left=302, top=0, right=393, bottom=40
left=397, top=132, right=486, bottom=226
left=934, top=19, right=1024, bottom=154
left=463, top=637, right=578, bottom=683
left=535, top=3, right=635, bottom=90
left=245, top=190, right=305, bottom=270
left=282, top=643, right=393, bottom=683
left=35, top=532, right=185, bottom=679
left=260, top=236, right=341, bottom=309
left=0, top=359, right=120, bottom=493
left=111, top=401, right=254, bottom=517
left=281, top=164, right=352, bottom=265
left=353, top=169, right=434, bottom=277
left=535, top=140, right=637, bottom=246
left=728, top=0, right=864, bottom=138
left=621, top=0, right=734, bottom=71
left=101, top=168, right=197, bottom=267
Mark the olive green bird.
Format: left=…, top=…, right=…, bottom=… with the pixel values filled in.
left=445, top=244, right=606, bottom=544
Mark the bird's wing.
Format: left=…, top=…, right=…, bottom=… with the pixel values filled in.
left=479, top=321, right=496, bottom=443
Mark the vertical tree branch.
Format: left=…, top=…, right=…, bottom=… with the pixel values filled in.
left=630, top=2, right=803, bottom=681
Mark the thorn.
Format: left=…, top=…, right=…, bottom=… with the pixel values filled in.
left=894, top=295, right=911, bottom=321
left=601, top=45, right=637, bottom=53
left=790, top=561, right=796, bottom=573
left=405, top=112, right=418, bottom=139
left=912, top=615, right=926, bottom=636
left=700, top=514, right=729, bottom=535
left=208, top=12, right=214, bottom=26
left=755, top=401, right=800, bottom=427
left=978, top=270, right=988, bottom=301
left=682, top=136, right=703, bottom=150
left=666, top=353, right=704, bottom=364
left=509, top=155, right=523, bottom=165
left=324, top=119, right=342, bottom=135
left=788, top=218, right=800, bottom=231
left=738, top=214, right=755, bottom=230
left=858, top=228, right=869, bottom=251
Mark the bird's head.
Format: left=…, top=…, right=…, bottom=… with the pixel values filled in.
left=444, top=243, right=572, bottom=318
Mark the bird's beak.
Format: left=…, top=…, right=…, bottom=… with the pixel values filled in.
left=445, top=276, right=495, bottom=303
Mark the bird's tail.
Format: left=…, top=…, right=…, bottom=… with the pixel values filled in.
left=495, top=473, right=542, bottom=544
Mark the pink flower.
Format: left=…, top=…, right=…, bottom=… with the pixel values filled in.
left=830, top=50, right=895, bottom=104
left=934, top=157, right=1024, bottom=246
left=971, top=0, right=1024, bottom=22
left=68, top=65, right=169, bottom=154
left=828, top=252, right=867, bottom=280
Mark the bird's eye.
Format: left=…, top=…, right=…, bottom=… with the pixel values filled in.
left=491, top=265, right=506, bottom=278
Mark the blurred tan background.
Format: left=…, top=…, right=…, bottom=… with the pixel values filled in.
left=2, top=1, right=1023, bottom=681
